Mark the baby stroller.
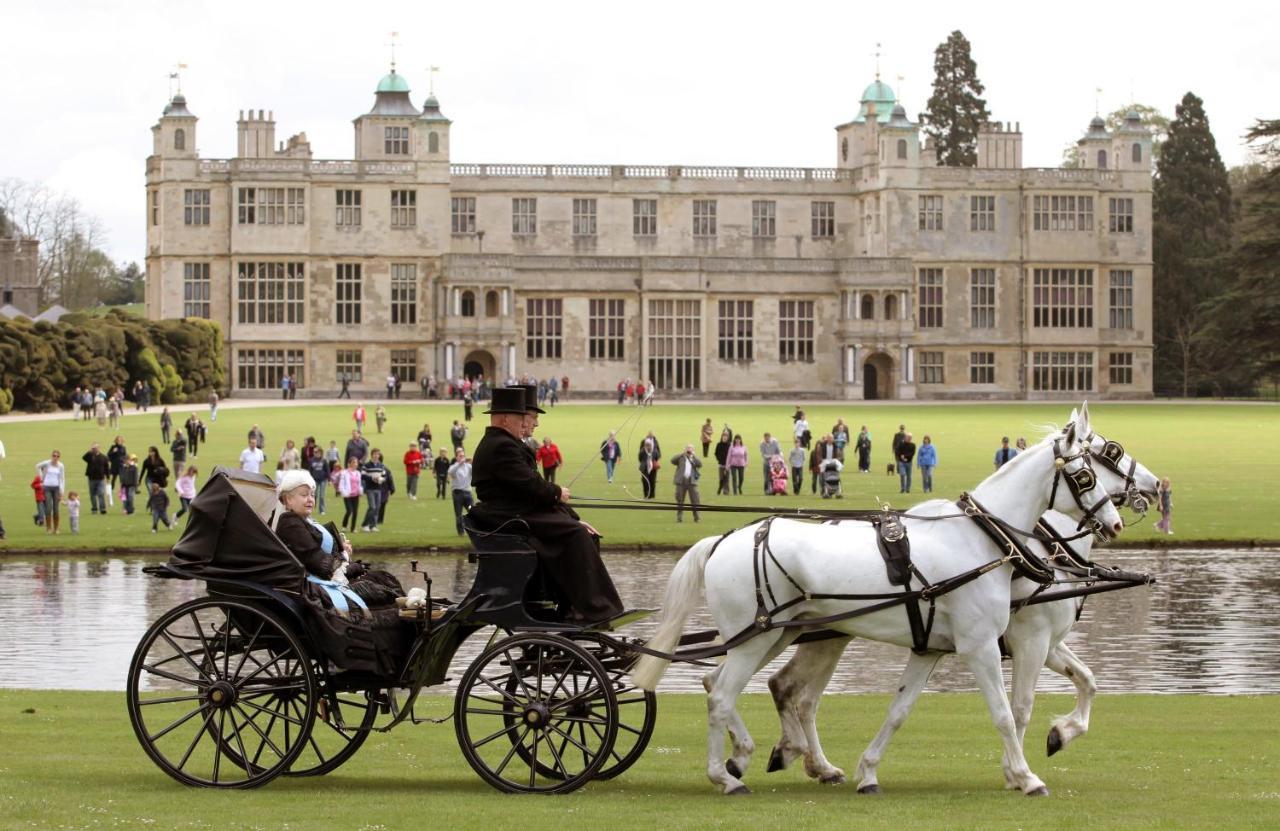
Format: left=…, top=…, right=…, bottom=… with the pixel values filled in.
left=820, top=458, right=844, bottom=499
left=768, top=455, right=789, bottom=495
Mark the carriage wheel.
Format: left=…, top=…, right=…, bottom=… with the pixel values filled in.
left=572, top=633, right=657, bottom=781
left=126, top=598, right=317, bottom=788
left=454, top=633, right=617, bottom=794
left=284, top=681, right=381, bottom=777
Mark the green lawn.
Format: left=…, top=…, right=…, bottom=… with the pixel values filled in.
left=0, top=690, right=1274, bottom=830
left=1, top=401, right=1276, bottom=552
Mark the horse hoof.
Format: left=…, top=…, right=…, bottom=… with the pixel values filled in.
left=1046, top=726, right=1063, bottom=757
left=820, top=773, right=847, bottom=786
left=1026, top=785, right=1050, bottom=797
left=727, top=784, right=751, bottom=796
left=857, top=783, right=882, bottom=796
left=767, top=747, right=786, bottom=773
left=725, top=759, right=743, bottom=779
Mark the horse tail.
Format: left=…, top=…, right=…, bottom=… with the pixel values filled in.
left=630, top=535, right=718, bottom=691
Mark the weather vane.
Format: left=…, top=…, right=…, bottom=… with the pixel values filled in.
left=896, top=73, right=905, bottom=106
left=388, top=31, right=400, bottom=72
left=874, top=42, right=882, bottom=80
left=1095, top=86, right=1103, bottom=116
left=168, top=63, right=188, bottom=98
left=429, top=65, right=441, bottom=96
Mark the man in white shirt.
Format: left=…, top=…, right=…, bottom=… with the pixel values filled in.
left=669, top=443, right=702, bottom=523
left=447, top=447, right=474, bottom=536
left=239, top=438, right=266, bottom=475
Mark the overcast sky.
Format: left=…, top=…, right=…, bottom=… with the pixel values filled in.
left=3, top=0, right=1275, bottom=263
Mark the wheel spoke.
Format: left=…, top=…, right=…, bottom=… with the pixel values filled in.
left=237, top=697, right=306, bottom=727
left=492, top=725, right=530, bottom=777
left=471, top=719, right=524, bottom=749
left=503, top=648, right=538, bottom=700
left=211, top=710, right=226, bottom=783
left=586, top=719, right=623, bottom=765
left=232, top=703, right=287, bottom=760
left=159, top=631, right=214, bottom=682
left=542, top=725, right=570, bottom=778
left=175, top=708, right=218, bottom=771
left=475, top=674, right=525, bottom=707
left=230, top=619, right=266, bottom=679
left=527, top=726, right=540, bottom=788
left=544, top=720, right=598, bottom=757
left=138, top=693, right=205, bottom=707
left=224, top=706, right=256, bottom=775
left=188, top=611, right=217, bottom=676
left=140, top=663, right=206, bottom=688
left=147, top=702, right=211, bottom=742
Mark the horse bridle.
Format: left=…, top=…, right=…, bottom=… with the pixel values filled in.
left=1082, top=431, right=1152, bottom=514
left=1049, top=435, right=1113, bottom=534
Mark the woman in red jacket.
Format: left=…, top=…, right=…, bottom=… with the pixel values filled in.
left=402, top=442, right=424, bottom=501
left=535, top=437, right=564, bottom=484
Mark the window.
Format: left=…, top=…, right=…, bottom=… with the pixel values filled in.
left=485, top=291, right=499, bottom=317
left=460, top=290, right=476, bottom=317
left=335, top=263, right=362, bottom=325
left=1108, top=270, right=1133, bottom=329
left=512, top=197, right=537, bottom=235
left=1109, top=352, right=1133, bottom=385
left=237, top=349, right=305, bottom=391
left=260, top=188, right=285, bottom=225
left=573, top=198, right=597, bottom=237
left=1132, top=143, right=1142, bottom=164
left=918, top=268, right=944, bottom=328
left=970, top=195, right=995, bottom=232
left=183, top=189, right=210, bottom=225
left=525, top=298, right=562, bottom=360
left=428, top=132, right=439, bottom=154
left=751, top=200, right=776, bottom=238
left=391, top=190, right=417, bottom=228
left=1097, top=149, right=1108, bottom=169
left=860, top=294, right=874, bottom=320
left=885, top=293, right=898, bottom=320
left=633, top=199, right=658, bottom=237
left=451, top=197, right=476, bottom=234
left=390, top=263, right=417, bottom=325
left=174, top=128, right=185, bottom=150
left=1109, top=197, right=1134, bottom=233
left=589, top=298, right=626, bottom=360
left=1033, top=268, right=1094, bottom=328
left=970, top=268, right=996, bottom=328
left=335, top=349, right=362, bottom=383
left=390, top=349, right=418, bottom=383
left=918, top=351, right=944, bottom=384
left=897, top=138, right=908, bottom=160
left=183, top=263, right=210, bottom=318
left=236, top=262, right=305, bottom=325
left=918, top=195, right=943, bottom=231
left=150, top=190, right=159, bottom=226
left=970, top=351, right=995, bottom=384
left=286, top=188, right=305, bottom=224
left=811, top=201, right=835, bottom=239
left=237, top=188, right=256, bottom=224
left=717, top=300, right=753, bottom=362
left=336, top=189, right=362, bottom=228
left=384, top=126, right=409, bottom=155
left=779, top=300, right=815, bottom=363
left=693, top=200, right=717, bottom=238
left=648, top=299, right=701, bottom=390
left=1032, top=195, right=1094, bottom=231
left=1032, top=351, right=1094, bottom=392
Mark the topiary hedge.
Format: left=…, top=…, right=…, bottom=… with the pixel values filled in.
left=0, top=310, right=225, bottom=412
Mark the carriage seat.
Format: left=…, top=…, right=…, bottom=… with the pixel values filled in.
left=459, top=515, right=562, bottom=627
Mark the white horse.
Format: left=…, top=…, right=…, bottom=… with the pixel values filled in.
left=632, top=409, right=1125, bottom=795
left=764, top=425, right=1161, bottom=792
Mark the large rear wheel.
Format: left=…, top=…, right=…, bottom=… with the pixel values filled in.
left=126, top=598, right=317, bottom=788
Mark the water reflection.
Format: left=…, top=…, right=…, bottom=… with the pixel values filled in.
left=1, top=549, right=1278, bottom=694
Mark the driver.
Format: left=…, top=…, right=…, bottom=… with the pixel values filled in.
left=466, top=386, right=624, bottom=624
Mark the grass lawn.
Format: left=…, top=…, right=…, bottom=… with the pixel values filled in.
left=0, top=690, right=1275, bottom=830
left=0, top=401, right=1276, bottom=553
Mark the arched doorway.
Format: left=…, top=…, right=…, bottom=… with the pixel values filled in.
left=863, top=352, right=895, bottom=400
left=463, top=350, right=495, bottom=383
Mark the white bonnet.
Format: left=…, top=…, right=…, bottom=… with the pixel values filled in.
left=276, top=469, right=315, bottom=500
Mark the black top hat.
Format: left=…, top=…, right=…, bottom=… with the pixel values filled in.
left=509, top=384, right=545, bottom=414
left=484, top=387, right=528, bottom=415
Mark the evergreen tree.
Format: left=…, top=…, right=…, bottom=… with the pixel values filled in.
left=0, top=205, right=11, bottom=237
left=922, top=30, right=990, bottom=167
left=1200, top=119, right=1280, bottom=392
left=1152, top=92, right=1233, bottom=396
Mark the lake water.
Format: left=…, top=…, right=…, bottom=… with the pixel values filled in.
left=2, top=548, right=1278, bottom=694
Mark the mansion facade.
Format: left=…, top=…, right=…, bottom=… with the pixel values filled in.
left=145, top=71, right=1154, bottom=398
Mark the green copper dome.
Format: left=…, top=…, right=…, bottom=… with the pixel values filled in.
left=376, top=71, right=411, bottom=93
left=854, top=79, right=896, bottom=123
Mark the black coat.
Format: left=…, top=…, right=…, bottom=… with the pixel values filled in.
left=82, top=450, right=110, bottom=480
left=276, top=512, right=341, bottom=580
left=107, top=443, right=128, bottom=475
left=472, top=426, right=562, bottom=516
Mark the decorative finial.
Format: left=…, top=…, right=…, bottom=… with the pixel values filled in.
left=429, top=65, right=441, bottom=96
left=388, top=31, right=400, bottom=72
left=1095, top=86, right=1102, bottom=117
left=168, top=62, right=187, bottom=98
left=896, top=73, right=904, bottom=105
left=874, top=42, right=882, bottom=80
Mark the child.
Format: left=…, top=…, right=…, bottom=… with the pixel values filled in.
left=375, top=404, right=387, bottom=434
left=31, top=475, right=46, bottom=526
left=174, top=466, right=198, bottom=520
left=1155, top=478, right=1174, bottom=535
left=146, top=482, right=172, bottom=532
left=768, top=454, right=789, bottom=496
left=120, top=454, right=140, bottom=515
left=65, top=491, right=82, bottom=534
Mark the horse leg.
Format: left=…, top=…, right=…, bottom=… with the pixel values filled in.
left=1003, top=627, right=1053, bottom=788
left=1044, top=643, right=1097, bottom=756
left=958, top=639, right=1048, bottom=795
left=704, top=633, right=793, bottom=782
left=705, top=633, right=784, bottom=795
left=768, top=637, right=849, bottom=783
left=853, top=651, right=942, bottom=795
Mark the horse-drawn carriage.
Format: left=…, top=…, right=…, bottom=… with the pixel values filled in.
left=128, top=405, right=1159, bottom=797
left=126, top=468, right=656, bottom=793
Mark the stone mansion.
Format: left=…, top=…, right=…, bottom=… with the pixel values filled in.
left=145, top=69, right=1153, bottom=398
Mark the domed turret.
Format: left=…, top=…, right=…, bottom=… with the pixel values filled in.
left=855, top=79, right=897, bottom=123
left=367, top=69, right=419, bottom=116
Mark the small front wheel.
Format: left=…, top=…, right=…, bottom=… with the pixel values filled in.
left=454, top=633, right=617, bottom=793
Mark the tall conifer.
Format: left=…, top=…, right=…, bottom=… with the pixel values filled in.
left=923, top=31, right=990, bottom=167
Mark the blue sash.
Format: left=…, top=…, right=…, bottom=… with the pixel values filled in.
left=306, top=517, right=335, bottom=554
left=303, top=518, right=366, bottom=614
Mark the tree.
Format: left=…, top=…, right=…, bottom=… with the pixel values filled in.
left=922, top=30, right=990, bottom=167
left=100, top=261, right=145, bottom=306
left=1151, top=92, right=1234, bottom=396
left=0, top=204, right=12, bottom=237
left=1200, top=119, right=1280, bottom=392
left=0, top=177, right=107, bottom=308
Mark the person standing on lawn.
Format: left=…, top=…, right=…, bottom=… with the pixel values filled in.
left=896, top=432, right=917, bottom=494
left=916, top=435, right=937, bottom=493
left=700, top=418, right=714, bottom=457
left=536, top=437, right=563, bottom=484
left=403, top=442, right=423, bottom=500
